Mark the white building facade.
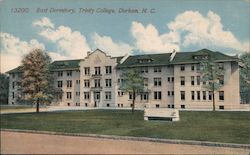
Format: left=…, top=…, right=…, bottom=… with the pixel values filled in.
left=8, top=49, right=245, bottom=110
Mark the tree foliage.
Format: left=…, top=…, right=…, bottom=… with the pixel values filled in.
left=19, top=49, right=54, bottom=112
left=240, top=52, right=250, bottom=104
left=120, top=68, right=145, bottom=113
left=0, top=73, right=9, bottom=104
left=200, top=56, right=224, bottom=111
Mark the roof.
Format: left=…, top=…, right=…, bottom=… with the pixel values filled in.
left=117, top=53, right=171, bottom=68
left=49, top=59, right=81, bottom=70
left=117, top=49, right=238, bottom=68
left=6, top=49, right=238, bottom=73
left=170, top=49, right=238, bottom=64
left=6, top=66, right=23, bottom=74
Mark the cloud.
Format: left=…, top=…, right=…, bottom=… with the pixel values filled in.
left=168, top=10, right=249, bottom=52
left=91, top=33, right=133, bottom=57
left=0, top=32, right=45, bottom=73
left=33, top=17, right=91, bottom=58
left=131, top=21, right=180, bottom=53
left=33, top=17, right=54, bottom=29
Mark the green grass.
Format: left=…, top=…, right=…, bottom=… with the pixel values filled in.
left=1, top=110, right=250, bottom=144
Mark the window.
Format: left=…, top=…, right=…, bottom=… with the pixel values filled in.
left=118, top=78, right=124, bottom=85
left=219, top=105, right=224, bottom=110
left=197, top=91, right=200, bottom=100
left=219, top=91, right=224, bottom=101
left=105, top=66, right=112, bottom=74
left=105, top=79, right=112, bottom=87
left=67, top=70, right=72, bottom=76
left=154, top=91, right=162, bottom=100
left=218, top=62, right=224, bottom=70
left=84, top=80, right=90, bottom=87
left=172, top=105, right=175, bottom=108
left=191, top=91, right=195, bottom=100
left=141, top=67, right=148, bottom=73
left=94, top=67, right=101, bottom=75
left=76, top=80, right=80, bottom=84
left=94, top=79, right=101, bottom=87
left=154, top=67, right=161, bottom=72
left=181, top=105, right=185, bottom=109
left=84, top=92, right=90, bottom=99
left=76, top=92, right=80, bottom=96
left=203, top=81, right=206, bottom=85
left=180, top=76, right=185, bottom=86
left=76, top=103, right=80, bottom=106
left=154, top=78, right=162, bottom=86
left=191, top=65, right=195, bottom=71
left=85, top=103, right=88, bottom=107
left=129, top=92, right=133, bottom=100
left=167, top=77, right=174, bottom=83
left=181, top=91, right=185, bottom=100
left=209, top=91, right=212, bottom=100
left=67, top=80, right=72, bottom=88
left=12, top=82, right=15, bottom=89
left=12, top=92, right=15, bottom=99
left=197, top=76, right=200, bottom=85
left=196, top=64, right=200, bottom=71
left=57, top=81, right=63, bottom=88
left=168, top=91, right=174, bottom=97
left=105, top=91, right=112, bottom=100
left=180, top=65, right=185, bottom=71
left=84, top=67, right=90, bottom=75
left=58, top=71, right=63, bottom=77
left=191, top=76, right=195, bottom=86
left=203, top=91, right=206, bottom=100
left=66, top=92, right=72, bottom=99
left=219, top=75, right=224, bottom=85
left=67, top=103, right=70, bottom=106
left=118, top=91, right=124, bottom=96
left=12, top=74, right=15, bottom=78
left=140, top=92, right=149, bottom=100
left=156, top=104, right=160, bottom=108
left=107, top=104, right=110, bottom=107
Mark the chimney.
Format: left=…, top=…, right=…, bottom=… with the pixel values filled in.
left=170, top=49, right=177, bottom=62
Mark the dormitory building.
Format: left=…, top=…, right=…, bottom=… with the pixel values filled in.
left=8, top=48, right=244, bottom=110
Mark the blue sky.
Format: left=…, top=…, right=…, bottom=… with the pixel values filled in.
left=1, top=0, right=249, bottom=73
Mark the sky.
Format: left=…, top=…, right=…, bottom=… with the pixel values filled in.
left=0, top=0, right=249, bottom=73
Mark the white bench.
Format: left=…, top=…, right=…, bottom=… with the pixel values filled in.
left=144, top=108, right=180, bottom=121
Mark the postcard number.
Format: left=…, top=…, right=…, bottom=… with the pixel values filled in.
left=11, top=8, right=29, bottom=13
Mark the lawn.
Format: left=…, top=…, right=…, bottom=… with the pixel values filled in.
left=1, top=110, right=249, bottom=144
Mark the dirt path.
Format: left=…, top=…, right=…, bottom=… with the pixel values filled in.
left=1, top=131, right=249, bottom=154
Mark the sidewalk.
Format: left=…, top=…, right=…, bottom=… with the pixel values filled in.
left=1, top=131, right=249, bottom=154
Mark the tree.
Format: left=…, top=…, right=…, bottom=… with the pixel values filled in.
left=120, top=68, right=145, bottom=113
left=240, top=53, right=250, bottom=103
left=0, top=73, right=9, bottom=104
left=200, top=57, right=224, bottom=111
left=20, top=49, right=53, bottom=113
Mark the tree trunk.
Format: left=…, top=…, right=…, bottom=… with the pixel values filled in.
left=132, top=91, right=136, bottom=113
left=212, top=91, right=215, bottom=111
left=36, top=98, right=40, bottom=113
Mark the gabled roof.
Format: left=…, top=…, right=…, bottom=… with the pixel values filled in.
left=50, top=59, right=81, bottom=70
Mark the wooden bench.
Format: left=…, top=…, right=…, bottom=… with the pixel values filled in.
left=144, top=108, right=180, bottom=121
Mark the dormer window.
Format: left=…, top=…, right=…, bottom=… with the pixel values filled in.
left=139, top=59, right=152, bottom=63
left=193, top=55, right=208, bottom=60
